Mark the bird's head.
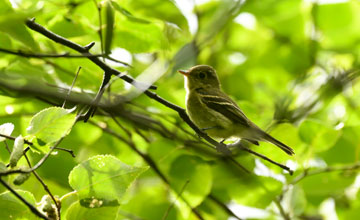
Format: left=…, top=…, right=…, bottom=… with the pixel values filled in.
left=178, top=65, right=221, bottom=90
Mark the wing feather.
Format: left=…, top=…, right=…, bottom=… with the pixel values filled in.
left=196, top=88, right=250, bottom=127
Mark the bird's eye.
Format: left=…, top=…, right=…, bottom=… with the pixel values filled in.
left=198, top=72, right=206, bottom=79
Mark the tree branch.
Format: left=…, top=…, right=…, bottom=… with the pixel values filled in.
left=0, top=134, right=75, bottom=163
left=0, top=178, right=49, bottom=220
left=22, top=18, right=293, bottom=174
left=90, top=121, right=205, bottom=220
left=162, top=180, right=190, bottom=220
left=0, top=47, right=130, bottom=66
left=23, top=154, right=61, bottom=219
left=274, top=197, right=290, bottom=220
left=25, top=18, right=156, bottom=90
left=291, top=162, right=360, bottom=185
left=0, top=137, right=63, bottom=176
left=208, top=194, right=243, bottom=220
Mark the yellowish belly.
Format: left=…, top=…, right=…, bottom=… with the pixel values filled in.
left=186, top=93, right=236, bottom=139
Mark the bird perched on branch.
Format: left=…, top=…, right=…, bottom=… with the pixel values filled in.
left=179, top=65, right=294, bottom=155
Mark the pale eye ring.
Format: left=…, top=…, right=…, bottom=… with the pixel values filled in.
left=198, top=72, right=206, bottom=79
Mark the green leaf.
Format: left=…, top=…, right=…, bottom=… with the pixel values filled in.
left=339, top=198, right=360, bottom=219
left=119, top=179, right=178, bottom=220
left=111, top=1, right=150, bottom=24
left=26, top=107, right=76, bottom=145
left=66, top=201, right=119, bottom=220
left=299, top=120, right=340, bottom=152
left=299, top=120, right=323, bottom=144
left=0, top=190, right=37, bottom=220
left=0, top=0, right=12, bottom=14
left=0, top=162, right=6, bottom=173
left=211, top=158, right=282, bottom=209
left=68, top=155, right=148, bottom=207
left=104, top=0, right=115, bottom=55
left=48, top=15, right=87, bottom=38
left=320, top=126, right=360, bottom=165
left=316, top=1, right=360, bottom=48
left=282, top=185, right=307, bottom=216
left=300, top=171, right=357, bottom=205
left=124, top=0, right=187, bottom=29
left=169, top=155, right=212, bottom=207
left=228, top=175, right=283, bottom=208
left=0, top=13, right=38, bottom=50
left=113, top=19, right=164, bottom=53
left=0, top=33, right=12, bottom=50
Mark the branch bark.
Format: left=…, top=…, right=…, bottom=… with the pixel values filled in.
left=22, top=18, right=293, bottom=173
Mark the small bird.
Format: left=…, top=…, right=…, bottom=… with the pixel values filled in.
left=178, top=65, right=294, bottom=155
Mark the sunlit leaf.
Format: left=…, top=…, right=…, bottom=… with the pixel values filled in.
left=111, top=1, right=150, bottom=24
left=113, top=19, right=164, bottom=53
left=66, top=201, right=119, bottom=220
left=0, top=190, right=37, bottom=220
left=319, top=126, right=360, bottom=164
left=169, top=155, right=212, bottom=207
left=26, top=107, right=76, bottom=145
left=299, top=119, right=340, bottom=152
left=0, top=13, right=38, bottom=50
left=68, top=155, right=148, bottom=207
left=299, top=171, right=357, bottom=205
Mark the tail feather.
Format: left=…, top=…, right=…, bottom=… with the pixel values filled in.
left=262, top=132, right=294, bottom=156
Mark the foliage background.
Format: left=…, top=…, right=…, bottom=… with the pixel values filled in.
left=0, top=0, right=360, bottom=219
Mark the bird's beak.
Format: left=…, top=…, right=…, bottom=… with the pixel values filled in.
left=178, top=69, right=189, bottom=77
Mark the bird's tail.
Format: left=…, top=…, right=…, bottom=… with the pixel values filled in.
left=261, top=132, right=294, bottom=155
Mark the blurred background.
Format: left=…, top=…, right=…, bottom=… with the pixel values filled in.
left=0, top=0, right=360, bottom=219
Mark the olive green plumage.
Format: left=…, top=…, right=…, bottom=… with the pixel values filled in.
left=179, top=65, right=294, bottom=155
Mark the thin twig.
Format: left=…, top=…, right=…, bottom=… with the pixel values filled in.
left=111, top=115, right=132, bottom=137
left=0, top=134, right=75, bottom=160
left=0, top=47, right=129, bottom=66
left=89, top=120, right=169, bottom=183
left=0, top=133, right=33, bottom=145
left=24, top=18, right=293, bottom=173
left=90, top=121, right=205, bottom=220
left=0, top=178, right=49, bottom=219
left=162, top=180, right=190, bottom=220
left=23, top=154, right=61, bottom=219
left=226, top=157, right=250, bottom=174
left=274, top=197, right=290, bottom=220
left=54, top=147, right=76, bottom=157
left=133, top=127, right=151, bottom=143
left=25, top=18, right=156, bottom=90
left=291, top=162, right=360, bottom=185
left=143, top=90, right=231, bottom=154
left=143, top=90, right=293, bottom=173
left=4, top=141, right=11, bottom=154
left=0, top=137, right=63, bottom=176
left=63, top=66, right=81, bottom=108
left=106, top=55, right=133, bottom=66
left=208, top=194, right=243, bottom=220
left=238, top=147, right=293, bottom=175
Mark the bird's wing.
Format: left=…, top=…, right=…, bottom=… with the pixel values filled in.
left=196, top=88, right=251, bottom=127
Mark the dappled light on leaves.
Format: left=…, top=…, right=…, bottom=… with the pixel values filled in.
left=0, top=0, right=359, bottom=219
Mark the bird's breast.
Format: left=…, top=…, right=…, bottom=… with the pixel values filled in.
left=185, top=91, right=234, bottom=139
